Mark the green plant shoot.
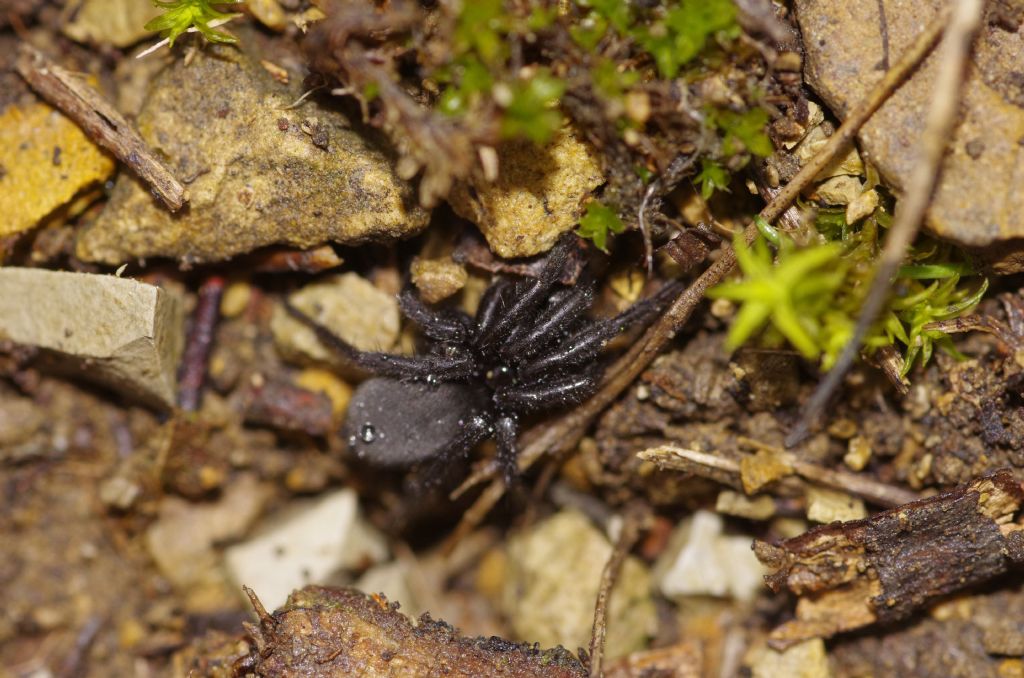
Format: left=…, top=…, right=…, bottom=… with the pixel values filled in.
left=577, top=201, right=626, bottom=252
left=145, top=0, right=243, bottom=47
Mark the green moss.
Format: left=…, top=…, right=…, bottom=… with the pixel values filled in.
left=577, top=201, right=626, bottom=252
left=708, top=107, right=773, bottom=157
left=696, top=158, right=730, bottom=199
left=709, top=209, right=988, bottom=376
left=144, top=0, right=242, bottom=46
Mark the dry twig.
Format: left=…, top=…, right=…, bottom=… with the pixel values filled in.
left=638, top=445, right=919, bottom=509
left=15, top=43, right=187, bottom=211
left=588, top=505, right=647, bottom=678
left=788, top=0, right=985, bottom=446
left=445, top=12, right=953, bottom=549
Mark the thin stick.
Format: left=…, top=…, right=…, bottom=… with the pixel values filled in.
left=15, top=43, right=188, bottom=211
left=588, top=505, right=646, bottom=678
left=444, top=10, right=951, bottom=548
left=787, top=0, right=984, bottom=447
left=177, top=275, right=226, bottom=411
left=639, top=445, right=920, bottom=509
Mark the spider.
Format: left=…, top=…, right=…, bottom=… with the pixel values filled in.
left=284, top=236, right=679, bottom=482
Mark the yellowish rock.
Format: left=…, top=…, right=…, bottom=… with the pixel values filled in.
left=806, top=485, right=867, bottom=523
left=220, top=280, right=252, bottom=318
left=410, top=256, right=468, bottom=303
left=845, top=187, right=879, bottom=224
left=449, top=128, right=604, bottom=258
left=814, top=175, right=863, bottom=206
left=295, top=367, right=352, bottom=417
left=749, top=638, right=831, bottom=678
left=844, top=435, right=872, bottom=471
left=740, top=449, right=794, bottom=494
left=503, top=510, right=655, bottom=660
left=715, top=490, right=776, bottom=521
left=0, top=103, right=114, bottom=237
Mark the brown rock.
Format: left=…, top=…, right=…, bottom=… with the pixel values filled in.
left=76, top=43, right=428, bottom=265
left=796, top=0, right=1024, bottom=270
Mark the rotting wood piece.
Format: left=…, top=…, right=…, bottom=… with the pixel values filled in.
left=15, top=43, right=187, bottom=211
left=236, top=586, right=587, bottom=678
left=754, top=469, right=1024, bottom=648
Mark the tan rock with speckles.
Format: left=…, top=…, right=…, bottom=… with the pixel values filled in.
left=76, top=43, right=428, bottom=265
left=271, top=272, right=401, bottom=373
left=449, top=129, right=604, bottom=258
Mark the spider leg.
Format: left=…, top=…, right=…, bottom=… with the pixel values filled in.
left=499, top=278, right=595, bottom=360
left=494, top=369, right=599, bottom=414
left=474, top=235, right=573, bottom=349
left=518, top=280, right=683, bottom=379
left=494, top=415, right=520, bottom=485
left=283, top=300, right=476, bottom=380
left=398, top=289, right=471, bottom=344
left=472, top=277, right=514, bottom=338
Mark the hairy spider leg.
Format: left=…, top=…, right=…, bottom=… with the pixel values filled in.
left=494, top=415, right=520, bottom=484
left=283, top=300, right=477, bottom=381
left=474, top=236, right=573, bottom=351
left=500, top=280, right=596, bottom=361
left=494, top=368, right=600, bottom=414
left=518, top=280, right=684, bottom=380
left=397, top=289, right=471, bottom=344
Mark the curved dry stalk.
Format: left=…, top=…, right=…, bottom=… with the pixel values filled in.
left=787, top=0, right=985, bottom=447
left=588, top=505, right=647, bottom=678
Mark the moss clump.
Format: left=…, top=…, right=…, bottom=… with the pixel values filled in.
left=709, top=210, right=987, bottom=377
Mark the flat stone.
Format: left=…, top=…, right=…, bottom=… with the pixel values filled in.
left=0, top=268, right=183, bottom=409
left=503, top=510, right=655, bottom=661
left=0, top=102, right=114, bottom=238
left=76, top=43, right=429, bottom=265
left=749, top=638, right=830, bottom=678
left=449, top=128, right=604, bottom=258
left=224, top=488, right=389, bottom=611
left=796, top=0, right=1024, bottom=271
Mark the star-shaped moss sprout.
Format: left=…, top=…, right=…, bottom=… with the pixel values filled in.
left=708, top=219, right=845, bottom=360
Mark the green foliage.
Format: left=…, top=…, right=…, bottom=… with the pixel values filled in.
left=709, top=209, right=988, bottom=375
left=577, top=201, right=626, bottom=252
left=707, top=228, right=845, bottom=359
left=638, top=0, right=738, bottom=78
left=434, top=1, right=565, bottom=143
left=499, top=71, right=567, bottom=144
left=708, top=107, right=773, bottom=157
left=144, top=0, right=242, bottom=46
left=695, top=158, right=730, bottom=199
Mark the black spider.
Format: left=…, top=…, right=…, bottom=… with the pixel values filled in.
left=284, top=236, right=678, bottom=482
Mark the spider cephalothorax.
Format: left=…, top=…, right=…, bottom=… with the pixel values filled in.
left=285, top=236, right=677, bottom=481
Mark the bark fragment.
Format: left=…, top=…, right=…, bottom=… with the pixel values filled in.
left=755, top=469, right=1024, bottom=647
left=238, top=586, right=586, bottom=678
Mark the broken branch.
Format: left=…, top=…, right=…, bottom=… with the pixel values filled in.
left=15, top=43, right=188, bottom=211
